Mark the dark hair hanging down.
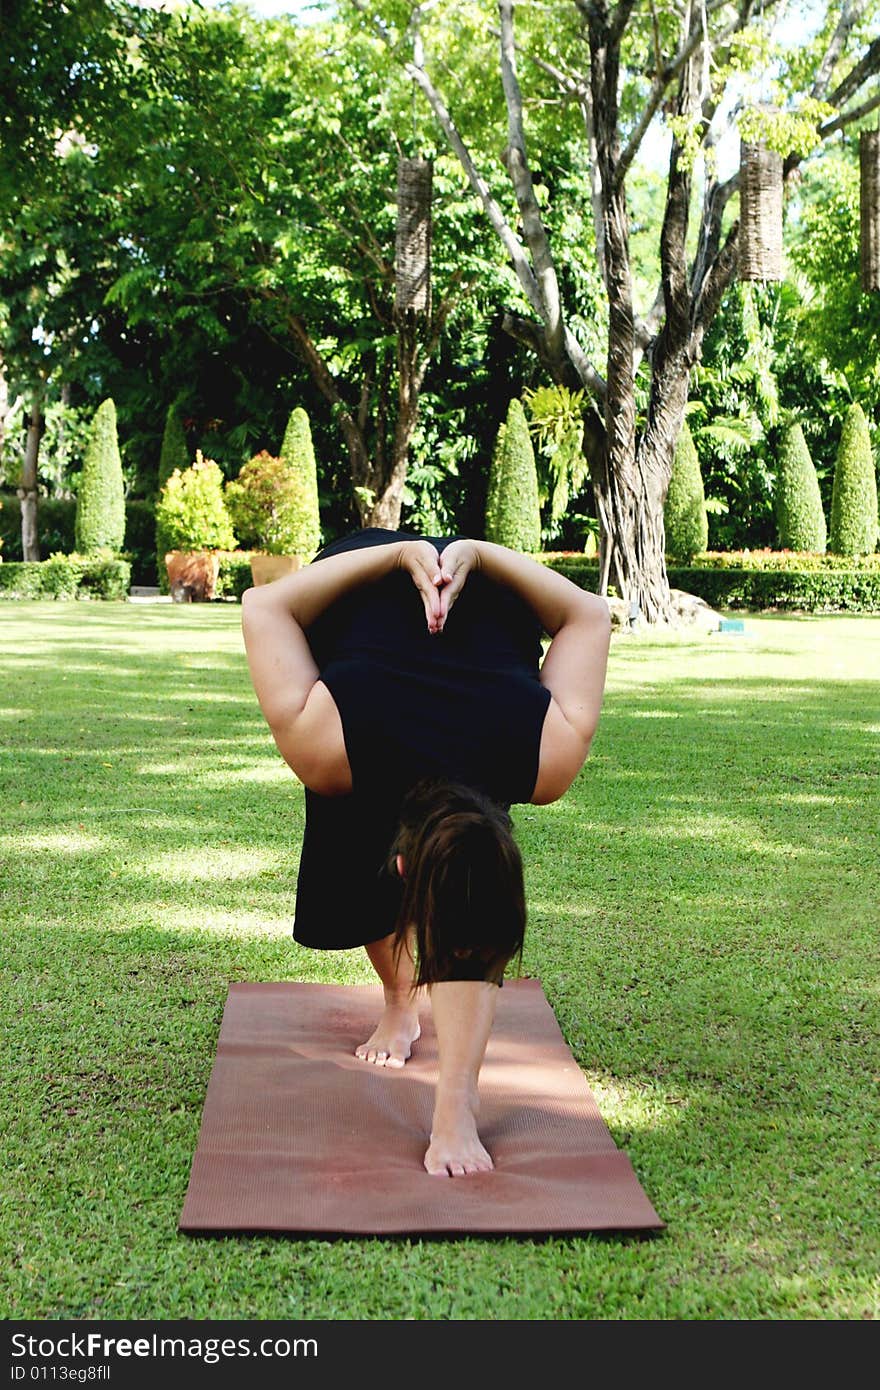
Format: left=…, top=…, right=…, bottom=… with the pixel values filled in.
left=388, top=777, right=527, bottom=989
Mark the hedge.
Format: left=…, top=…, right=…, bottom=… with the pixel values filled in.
left=539, top=552, right=880, bottom=613
left=216, top=551, right=254, bottom=601
left=0, top=494, right=158, bottom=583
left=0, top=556, right=131, bottom=600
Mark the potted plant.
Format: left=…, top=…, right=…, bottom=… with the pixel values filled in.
left=225, top=440, right=319, bottom=586
left=155, top=452, right=237, bottom=601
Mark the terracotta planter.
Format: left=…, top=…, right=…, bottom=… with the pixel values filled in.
left=248, top=553, right=302, bottom=586
left=165, top=550, right=221, bottom=602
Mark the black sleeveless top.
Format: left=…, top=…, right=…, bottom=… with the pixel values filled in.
left=292, top=528, right=552, bottom=949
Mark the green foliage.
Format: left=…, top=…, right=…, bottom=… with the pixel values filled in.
left=664, top=420, right=708, bottom=563
left=122, top=499, right=158, bottom=586
left=0, top=494, right=74, bottom=559
left=157, top=405, right=190, bottom=494
left=774, top=421, right=826, bottom=553
left=830, top=403, right=879, bottom=556
left=539, top=552, right=880, bottom=613
left=789, top=148, right=880, bottom=408
left=225, top=450, right=309, bottom=556
left=278, top=408, right=321, bottom=556
left=738, top=98, right=834, bottom=159
left=484, top=400, right=541, bottom=552
left=216, top=551, right=255, bottom=601
left=522, top=385, right=589, bottom=542
left=74, top=399, right=126, bottom=555
left=0, top=554, right=131, bottom=600
left=155, top=453, right=236, bottom=552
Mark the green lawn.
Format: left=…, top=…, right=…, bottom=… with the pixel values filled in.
left=2, top=600, right=878, bottom=1320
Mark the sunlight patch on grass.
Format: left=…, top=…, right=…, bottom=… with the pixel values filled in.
left=145, top=847, right=284, bottom=882
left=630, top=709, right=681, bottom=718
left=1, top=830, right=116, bottom=855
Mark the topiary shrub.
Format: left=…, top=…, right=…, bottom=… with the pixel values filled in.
left=830, top=402, right=879, bottom=556
left=665, top=419, right=708, bottom=562
left=225, top=450, right=313, bottom=556
left=155, top=453, right=236, bottom=553
left=485, top=399, right=541, bottom=552
left=75, top=398, right=126, bottom=555
left=278, top=407, right=321, bottom=557
left=774, top=421, right=827, bottom=553
left=41, top=553, right=80, bottom=599
left=157, top=403, right=189, bottom=494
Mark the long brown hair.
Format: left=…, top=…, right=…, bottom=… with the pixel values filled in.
left=389, top=777, right=526, bottom=988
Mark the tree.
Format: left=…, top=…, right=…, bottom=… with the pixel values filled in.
left=96, top=7, right=500, bottom=530
left=789, top=147, right=880, bottom=411
left=278, top=408, right=321, bottom=557
left=665, top=418, right=708, bottom=562
left=75, top=398, right=126, bottom=554
left=830, top=401, right=879, bottom=554
left=0, top=1, right=130, bottom=558
left=352, top=0, right=880, bottom=619
left=157, top=405, right=189, bottom=495
left=485, top=398, right=541, bottom=551
left=775, top=420, right=826, bottom=552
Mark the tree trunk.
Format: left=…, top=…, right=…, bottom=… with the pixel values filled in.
left=18, top=393, right=43, bottom=561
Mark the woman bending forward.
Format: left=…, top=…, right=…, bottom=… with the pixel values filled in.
left=241, top=528, right=611, bottom=1177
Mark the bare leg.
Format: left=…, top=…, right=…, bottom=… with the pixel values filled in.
left=355, top=931, right=422, bottom=1069
left=424, top=980, right=497, bottom=1177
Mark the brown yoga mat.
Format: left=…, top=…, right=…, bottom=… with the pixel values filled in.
left=179, top=980, right=664, bottom=1237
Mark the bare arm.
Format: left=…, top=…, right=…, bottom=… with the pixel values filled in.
left=241, top=537, right=444, bottom=767
left=439, top=539, right=611, bottom=806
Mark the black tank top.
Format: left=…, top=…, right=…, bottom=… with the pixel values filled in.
left=292, top=528, right=551, bottom=949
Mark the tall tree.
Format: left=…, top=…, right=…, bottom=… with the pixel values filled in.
left=97, top=6, right=502, bottom=528
left=352, top=0, right=880, bottom=619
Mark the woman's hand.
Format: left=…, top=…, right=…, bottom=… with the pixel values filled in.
left=436, top=539, right=481, bottom=629
left=397, top=539, right=444, bottom=633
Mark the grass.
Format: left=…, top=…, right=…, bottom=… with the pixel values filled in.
left=1, top=599, right=878, bottom=1321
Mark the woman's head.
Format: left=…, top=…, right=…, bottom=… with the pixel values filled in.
left=389, top=777, right=526, bottom=988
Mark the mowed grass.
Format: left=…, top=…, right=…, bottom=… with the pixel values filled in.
left=1, top=599, right=878, bottom=1321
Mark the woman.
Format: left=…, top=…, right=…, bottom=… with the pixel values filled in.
left=241, top=527, right=611, bottom=1177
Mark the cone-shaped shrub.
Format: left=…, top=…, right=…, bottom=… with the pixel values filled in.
left=484, top=399, right=541, bottom=552
left=278, top=407, right=321, bottom=557
left=155, top=452, right=236, bottom=553
left=158, top=404, right=189, bottom=493
left=664, top=419, right=708, bottom=562
left=75, top=398, right=126, bottom=554
left=830, top=402, right=878, bottom=555
left=775, top=421, right=826, bottom=552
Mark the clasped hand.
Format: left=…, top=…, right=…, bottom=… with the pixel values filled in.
left=396, top=539, right=480, bottom=635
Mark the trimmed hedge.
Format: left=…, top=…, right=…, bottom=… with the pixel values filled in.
left=76, top=398, right=126, bottom=555
left=665, top=419, right=708, bottom=562
left=692, top=548, right=880, bottom=572
left=0, top=555, right=132, bottom=600
left=123, top=499, right=159, bottom=585
left=216, top=551, right=254, bottom=601
left=775, top=421, right=826, bottom=553
left=485, top=399, right=542, bottom=552
left=539, top=552, right=880, bottom=613
left=278, top=407, right=321, bottom=557
left=1, top=494, right=158, bottom=582
left=0, top=495, right=77, bottom=558
left=830, top=402, right=879, bottom=556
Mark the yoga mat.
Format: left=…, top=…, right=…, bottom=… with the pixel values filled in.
left=179, top=980, right=664, bottom=1237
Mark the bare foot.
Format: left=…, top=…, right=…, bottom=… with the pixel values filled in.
left=355, top=999, right=421, bottom=1069
left=424, top=1091, right=493, bottom=1176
